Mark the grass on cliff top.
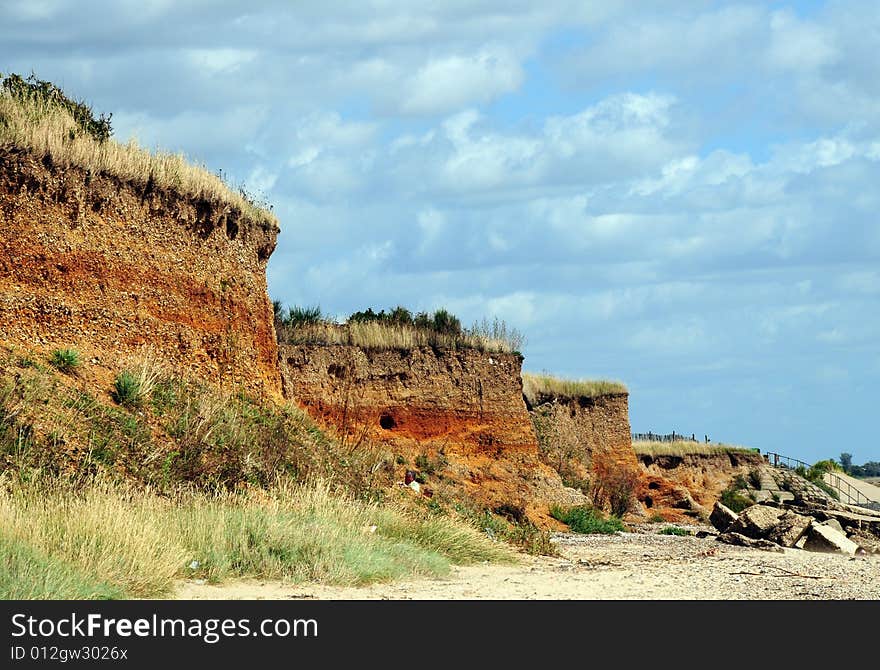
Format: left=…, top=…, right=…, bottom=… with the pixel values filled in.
left=0, top=476, right=514, bottom=599
left=0, top=73, right=277, bottom=230
left=522, top=373, right=628, bottom=405
left=275, top=305, right=525, bottom=354
left=632, top=440, right=758, bottom=458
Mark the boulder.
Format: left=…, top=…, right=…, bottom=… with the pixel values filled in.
left=820, top=518, right=844, bottom=534
left=710, top=502, right=739, bottom=533
left=803, top=521, right=859, bottom=555
left=727, top=504, right=785, bottom=539
left=672, top=488, right=699, bottom=511
left=717, top=532, right=784, bottom=553
left=765, top=511, right=812, bottom=548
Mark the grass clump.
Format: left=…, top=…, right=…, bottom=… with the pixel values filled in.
left=550, top=505, right=625, bottom=534
left=0, top=72, right=276, bottom=230
left=659, top=526, right=690, bottom=536
left=0, top=476, right=513, bottom=599
left=49, top=348, right=80, bottom=372
left=522, top=373, right=627, bottom=406
left=112, top=371, right=141, bottom=406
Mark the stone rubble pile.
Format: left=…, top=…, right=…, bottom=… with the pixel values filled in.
left=710, top=499, right=880, bottom=555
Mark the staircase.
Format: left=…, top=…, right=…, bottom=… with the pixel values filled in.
left=764, top=452, right=878, bottom=511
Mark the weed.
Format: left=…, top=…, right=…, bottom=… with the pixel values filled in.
left=112, top=371, right=141, bottom=407
left=590, top=450, right=639, bottom=518
left=49, top=348, right=80, bottom=372
left=550, top=505, right=625, bottom=534
left=719, top=487, right=753, bottom=513
left=659, top=526, right=690, bottom=536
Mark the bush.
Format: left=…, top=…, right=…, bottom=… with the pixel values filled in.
left=720, top=487, right=753, bottom=513
left=590, top=451, right=639, bottom=518
left=550, top=505, right=625, bottom=534
left=1, top=72, right=112, bottom=142
left=49, top=348, right=80, bottom=372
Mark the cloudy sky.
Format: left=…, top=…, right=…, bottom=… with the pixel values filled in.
left=3, top=1, right=878, bottom=464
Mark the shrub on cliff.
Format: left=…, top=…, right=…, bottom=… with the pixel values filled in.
left=275, top=304, right=525, bottom=353
left=1, top=72, right=112, bottom=142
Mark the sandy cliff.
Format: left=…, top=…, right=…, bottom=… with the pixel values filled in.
left=279, top=344, right=576, bottom=520
left=0, top=147, right=281, bottom=397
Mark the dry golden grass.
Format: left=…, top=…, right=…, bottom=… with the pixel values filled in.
left=0, top=475, right=514, bottom=599
left=280, top=321, right=519, bottom=353
left=632, top=440, right=758, bottom=458
left=0, top=89, right=277, bottom=230
left=522, top=373, right=628, bottom=405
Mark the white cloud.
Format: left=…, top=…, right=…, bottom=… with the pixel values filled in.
left=400, top=48, right=524, bottom=115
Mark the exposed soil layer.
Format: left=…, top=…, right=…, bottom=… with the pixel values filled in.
left=0, top=148, right=281, bottom=397
left=279, top=344, right=578, bottom=521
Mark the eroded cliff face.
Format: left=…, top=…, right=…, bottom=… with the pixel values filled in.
left=528, top=392, right=642, bottom=517
left=528, top=392, right=637, bottom=479
left=0, top=148, right=281, bottom=396
left=638, top=450, right=766, bottom=521
left=279, top=344, right=575, bottom=521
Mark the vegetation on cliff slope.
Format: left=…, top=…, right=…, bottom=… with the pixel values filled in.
left=522, top=373, right=628, bottom=406
left=0, top=347, right=514, bottom=598
left=274, top=303, right=525, bottom=354
left=0, top=72, right=276, bottom=230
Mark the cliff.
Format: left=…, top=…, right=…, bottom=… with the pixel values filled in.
left=527, top=391, right=642, bottom=515
left=279, top=344, right=575, bottom=520
left=638, top=449, right=766, bottom=521
left=0, top=147, right=281, bottom=397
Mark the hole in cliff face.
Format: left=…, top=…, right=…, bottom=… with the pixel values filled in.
left=379, top=414, right=396, bottom=430
left=644, top=496, right=654, bottom=508
left=648, top=481, right=660, bottom=490
left=226, top=217, right=239, bottom=240
left=327, top=364, right=347, bottom=379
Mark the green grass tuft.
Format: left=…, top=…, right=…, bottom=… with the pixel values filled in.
left=659, top=526, right=691, bottom=536
left=549, top=504, right=625, bottom=534
left=49, top=348, right=80, bottom=372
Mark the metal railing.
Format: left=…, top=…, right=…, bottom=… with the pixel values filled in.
left=764, top=451, right=875, bottom=509
left=823, top=471, right=875, bottom=508
left=764, top=452, right=811, bottom=471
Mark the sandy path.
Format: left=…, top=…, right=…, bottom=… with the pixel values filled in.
left=174, top=527, right=880, bottom=601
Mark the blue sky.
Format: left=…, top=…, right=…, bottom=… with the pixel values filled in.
left=3, top=1, right=878, bottom=464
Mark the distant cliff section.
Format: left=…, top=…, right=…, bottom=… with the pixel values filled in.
left=524, top=375, right=642, bottom=516
left=0, top=146, right=281, bottom=397
left=279, top=344, right=578, bottom=522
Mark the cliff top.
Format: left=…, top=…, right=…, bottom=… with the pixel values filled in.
left=522, top=372, right=628, bottom=406
left=275, top=305, right=525, bottom=354
left=0, top=73, right=277, bottom=232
